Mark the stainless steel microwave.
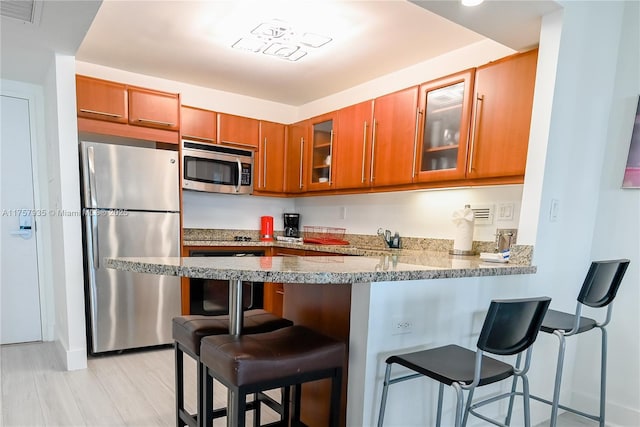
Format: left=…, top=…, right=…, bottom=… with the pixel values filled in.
left=181, top=140, right=253, bottom=194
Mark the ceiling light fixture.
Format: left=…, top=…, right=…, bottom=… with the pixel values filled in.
left=232, top=19, right=332, bottom=62
left=461, top=0, right=485, bottom=6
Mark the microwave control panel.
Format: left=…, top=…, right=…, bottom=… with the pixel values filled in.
left=241, top=163, right=252, bottom=186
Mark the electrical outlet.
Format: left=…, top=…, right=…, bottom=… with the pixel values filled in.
left=391, top=316, right=413, bottom=335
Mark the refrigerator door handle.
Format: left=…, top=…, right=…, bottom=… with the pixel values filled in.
left=87, top=146, right=97, bottom=208
left=88, top=211, right=100, bottom=269
left=235, top=159, right=242, bottom=193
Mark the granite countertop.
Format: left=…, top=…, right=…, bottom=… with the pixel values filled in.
left=181, top=228, right=535, bottom=265
left=105, top=252, right=536, bottom=284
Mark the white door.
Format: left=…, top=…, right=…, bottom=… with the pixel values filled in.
left=1, top=94, right=42, bottom=344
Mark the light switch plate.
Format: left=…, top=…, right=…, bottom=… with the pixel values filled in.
left=497, top=203, right=515, bottom=221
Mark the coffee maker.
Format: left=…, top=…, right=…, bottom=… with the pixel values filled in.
left=283, top=213, right=300, bottom=238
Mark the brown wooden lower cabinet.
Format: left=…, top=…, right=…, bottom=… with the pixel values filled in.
left=283, top=283, right=351, bottom=427
left=263, top=248, right=346, bottom=317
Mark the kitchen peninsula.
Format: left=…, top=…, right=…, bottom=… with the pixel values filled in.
left=106, top=253, right=535, bottom=426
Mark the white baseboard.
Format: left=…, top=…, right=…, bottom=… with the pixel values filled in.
left=54, top=339, right=87, bottom=371
left=571, top=389, right=640, bottom=427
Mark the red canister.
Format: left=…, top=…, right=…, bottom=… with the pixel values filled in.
left=260, top=216, right=274, bottom=241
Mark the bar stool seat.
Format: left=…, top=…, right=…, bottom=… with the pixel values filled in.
left=173, top=309, right=293, bottom=427
left=201, top=325, right=346, bottom=426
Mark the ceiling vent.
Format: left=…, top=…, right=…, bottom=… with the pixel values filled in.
left=1, top=0, right=42, bottom=25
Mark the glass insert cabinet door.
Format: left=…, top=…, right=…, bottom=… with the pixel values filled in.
left=309, top=114, right=335, bottom=187
left=417, top=70, right=474, bottom=181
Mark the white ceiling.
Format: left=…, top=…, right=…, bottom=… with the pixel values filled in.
left=75, top=0, right=489, bottom=106
left=1, top=0, right=560, bottom=106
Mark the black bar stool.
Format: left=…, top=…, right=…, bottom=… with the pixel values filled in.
left=200, top=325, right=346, bottom=427
left=173, top=309, right=293, bottom=427
left=377, top=297, right=551, bottom=427
left=528, top=259, right=630, bottom=427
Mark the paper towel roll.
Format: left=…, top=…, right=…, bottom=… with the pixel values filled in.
left=452, top=206, right=475, bottom=252
left=453, top=221, right=474, bottom=251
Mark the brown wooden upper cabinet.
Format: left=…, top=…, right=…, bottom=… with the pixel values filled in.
left=467, top=49, right=538, bottom=179
left=217, top=113, right=259, bottom=149
left=415, top=69, right=475, bottom=182
left=307, top=112, right=336, bottom=191
left=256, top=121, right=286, bottom=193
left=76, top=75, right=128, bottom=124
left=334, top=100, right=374, bottom=189
left=128, top=86, right=180, bottom=130
left=285, top=120, right=308, bottom=193
left=370, top=86, right=420, bottom=187
left=180, top=105, right=216, bottom=143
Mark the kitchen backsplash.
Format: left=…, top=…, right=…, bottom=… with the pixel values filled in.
left=182, top=185, right=523, bottom=242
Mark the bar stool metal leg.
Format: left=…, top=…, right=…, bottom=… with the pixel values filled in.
left=599, top=326, right=607, bottom=427
left=505, top=352, right=523, bottom=426
left=452, top=382, right=464, bottom=427
left=550, top=330, right=566, bottom=427
left=461, top=387, right=474, bottom=427
left=436, top=383, right=444, bottom=427
left=522, top=372, right=531, bottom=427
left=175, top=343, right=184, bottom=427
left=377, top=364, right=392, bottom=427
left=329, top=369, right=343, bottom=427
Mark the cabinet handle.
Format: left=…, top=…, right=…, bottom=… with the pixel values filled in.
left=220, top=140, right=256, bottom=149
left=89, top=211, right=99, bottom=269
left=370, top=119, right=377, bottom=183
left=328, top=130, right=334, bottom=186
left=412, top=108, right=422, bottom=178
left=262, top=137, right=267, bottom=189
left=275, top=290, right=285, bottom=295
left=182, top=135, right=215, bottom=143
left=79, top=109, right=123, bottom=118
left=137, top=118, right=175, bottom=127
left=235, top=159, right=242, bottom=193
left=468, top=94, right=484, bottom=174
left=299, top=137, right=304, bottom=189
left=361, top=121, right=368, bottom=184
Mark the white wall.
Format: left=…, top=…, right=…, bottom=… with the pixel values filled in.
left=44, top=54, right=87, bottom=370
left=295, top=186, right=522, bottom=241
left=579, top=1, right=640, bottom=423
left=182, top=191, right=294, bottom=230
left=509, top=2, right=638, bottom=425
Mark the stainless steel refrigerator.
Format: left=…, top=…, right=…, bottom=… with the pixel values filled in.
left=80, top=141, right=181, bottom=354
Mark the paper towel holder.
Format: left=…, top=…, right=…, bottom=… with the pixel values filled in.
left=449, top=248, right=476, bottom=256
left=449, top=204, right=476, bottom=256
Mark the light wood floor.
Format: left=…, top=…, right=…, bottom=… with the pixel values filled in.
left=1, top=341, right=597, bottom=427
left=1, top=341, right=279, bottom=427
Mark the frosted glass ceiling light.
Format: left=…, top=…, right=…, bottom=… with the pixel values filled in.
left=461, top=0, right=484, bottom=6
left=299, top=32, right=332, bottom=48
left=231, top=19, right=332, bottom=61
left=232, top=37, right=266, bottom=52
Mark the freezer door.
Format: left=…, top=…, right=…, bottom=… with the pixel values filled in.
left=85, top=211, right=181, bottom=353
left=80, top=141, right=179, bottom=211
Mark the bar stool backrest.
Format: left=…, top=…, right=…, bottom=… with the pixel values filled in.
left=577, top=259, right=630, bottom=308
left=477, top=297, right=551, bottom=356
